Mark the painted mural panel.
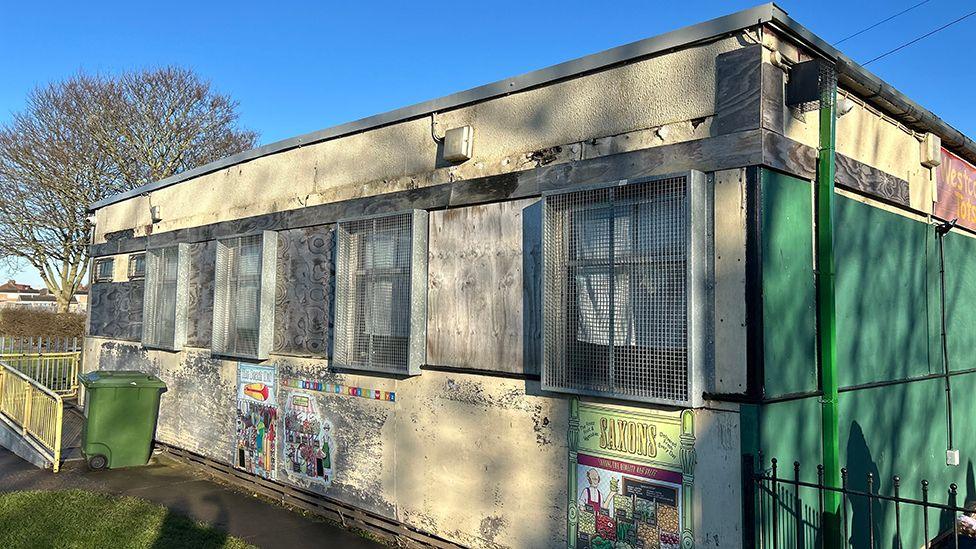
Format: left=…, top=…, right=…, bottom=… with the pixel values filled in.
left=282, top=387, right=336, bottom=492
left=568, top=401, right=696, bottom=549
left=236, top=363, right=277, bottom=479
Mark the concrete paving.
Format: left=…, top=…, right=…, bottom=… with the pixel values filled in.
left=0, top=447, right=383, bottom=548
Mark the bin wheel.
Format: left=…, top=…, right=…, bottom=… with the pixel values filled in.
left=87, top=455, right=108, bottom=470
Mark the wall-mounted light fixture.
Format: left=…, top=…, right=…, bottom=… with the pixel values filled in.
left=836, top=96, right=855, bottom=118
left=443, top=125, right=474, bottom=163
left=921, top=132, right=942, bottom=169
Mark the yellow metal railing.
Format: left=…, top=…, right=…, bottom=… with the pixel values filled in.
left=0, top=361, right=63, bottom=472
left=0, top=352, right=80, bottom=397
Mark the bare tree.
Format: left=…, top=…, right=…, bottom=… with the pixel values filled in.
left=0, top=68, right=257, bottom=312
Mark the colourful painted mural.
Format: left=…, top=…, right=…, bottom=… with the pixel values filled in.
left=568, top=401, right=696, bottom=549
left=236, top=363, right=278, bottom=479
left=282, top=388, right=336, bottom=492
left=281, top=376, right=395, bottom=402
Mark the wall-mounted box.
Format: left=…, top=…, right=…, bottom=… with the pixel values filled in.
left=921, top=133, right=942, bottom=168
left=443, top=125, right=474, bottom=163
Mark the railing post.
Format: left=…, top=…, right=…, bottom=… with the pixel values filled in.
left=743, top=454, right=757, bottom=549
left=922, top=480, right=930, bottom=549
left=893, top=476, right=902, bottom=549
left=841, top=468, right=850, bottom=548
left=794, top=461, right=803, bottom=549
left=951, top=483, right=959, bottom=549
left=772, top=458, right=779, bottom=549
left=867, top=473, right=875, bottom=549
left=22, top=383, right=31, bottom=436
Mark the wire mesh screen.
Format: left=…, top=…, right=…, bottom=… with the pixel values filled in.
left=334, top=213, right=414, bottom=374
left=143, top=246, right=180, bottom=348
left=213, top=234, right=264, bottom=358
left=543, top=176, right=690, bottom=403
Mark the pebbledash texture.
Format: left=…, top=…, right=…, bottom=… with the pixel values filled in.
left=83, top=4, right=976, bottom=548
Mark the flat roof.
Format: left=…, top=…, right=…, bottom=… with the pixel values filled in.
left=91, top=2, right=976, bottom=211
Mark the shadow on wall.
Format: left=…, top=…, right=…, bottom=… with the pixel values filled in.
left=846, top=421, right=880, bottom=549
left=522, top=199, right=543, bottom=377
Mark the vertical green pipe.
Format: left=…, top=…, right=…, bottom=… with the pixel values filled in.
left=816, top=76, right=842, bottom=547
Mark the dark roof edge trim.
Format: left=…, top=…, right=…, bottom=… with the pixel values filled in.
left=89, top=3, right=777, bottom=211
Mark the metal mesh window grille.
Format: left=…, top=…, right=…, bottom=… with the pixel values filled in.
left=543, top=176, right=690, bottom=403
left=334, top=211, right=426, bottom=375
left=143, top=246, right=186, bottom=349
left=128, top=253, right=146, bottom=280
left=94, top=258, right=114, bottom=282
left=212, top=233, right=276, bottom=359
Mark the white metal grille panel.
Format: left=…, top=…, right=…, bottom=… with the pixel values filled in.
left=334, top=211, right=427, bottom=375
left=212, top=233, right=276, bottom=359
left=142, top=244, right=188, bottom=350
left=543, top=176, right=691, bottom=403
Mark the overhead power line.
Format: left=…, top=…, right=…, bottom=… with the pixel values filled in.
left=834, top=0, right=932, bottom=45
left=863, top=8, right=976, bottom=65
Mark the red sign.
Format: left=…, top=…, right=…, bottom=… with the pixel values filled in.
left=936, top=148, right=976, bottom=230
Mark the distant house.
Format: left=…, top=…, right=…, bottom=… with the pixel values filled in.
left=0, top=280, right=87, bottom=313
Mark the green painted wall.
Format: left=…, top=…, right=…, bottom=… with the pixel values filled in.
left=760, top=170, right=817, bottom=397
left=750, top=169, right=976, bottom=547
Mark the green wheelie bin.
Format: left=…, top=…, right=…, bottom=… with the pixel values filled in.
left=78, top=371, right=167, bottom=470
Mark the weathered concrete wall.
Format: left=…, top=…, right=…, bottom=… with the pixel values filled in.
left=81, top=337, right=743, bottom=548
left=93, top=34, right=750, bottom=242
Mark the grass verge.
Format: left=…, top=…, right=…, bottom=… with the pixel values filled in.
left=0, top=489, right=255, bottom=549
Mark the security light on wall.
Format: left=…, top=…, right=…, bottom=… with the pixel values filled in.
left=921, top=133, right=942, bottom=168
left=836, top=96, right=855, bottom=118
left=443, top=126, right=474, bottom=163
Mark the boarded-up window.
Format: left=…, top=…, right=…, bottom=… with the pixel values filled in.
left=142, top=244, right=189, bottom=350
left=212, top=232, right=277, bottom=360
left=334, top=211, right=427, bottom=375
left=542, top=173, right=708, bottom=405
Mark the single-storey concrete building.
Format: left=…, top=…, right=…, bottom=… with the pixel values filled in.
left=84, top=3, right=976, bottom=547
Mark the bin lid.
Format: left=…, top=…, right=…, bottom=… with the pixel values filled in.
left=79, top=370, right=167, bottom=389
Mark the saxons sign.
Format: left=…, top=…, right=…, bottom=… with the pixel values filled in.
left=568, top=400, right=697, bottom=549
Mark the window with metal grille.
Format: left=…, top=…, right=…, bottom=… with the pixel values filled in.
left=212, top=232, right=277, bottom=360
left=142, top=245, right=188, bottom=350
left=128, top=253, right=146, bottom=280
left=334, top=210, right=428, bottom=375
left=94, top=258, right=114, bottom=282
left=542, top=173, right=708, bottom=405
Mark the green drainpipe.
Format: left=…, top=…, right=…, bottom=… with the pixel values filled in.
left=816, top=75, right=842, bottom=547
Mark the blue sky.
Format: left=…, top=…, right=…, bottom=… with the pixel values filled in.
left=1, top=0, right=974, bottom=286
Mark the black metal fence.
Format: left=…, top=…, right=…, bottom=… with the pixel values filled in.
left=746, top=454, right=976, bottom=549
